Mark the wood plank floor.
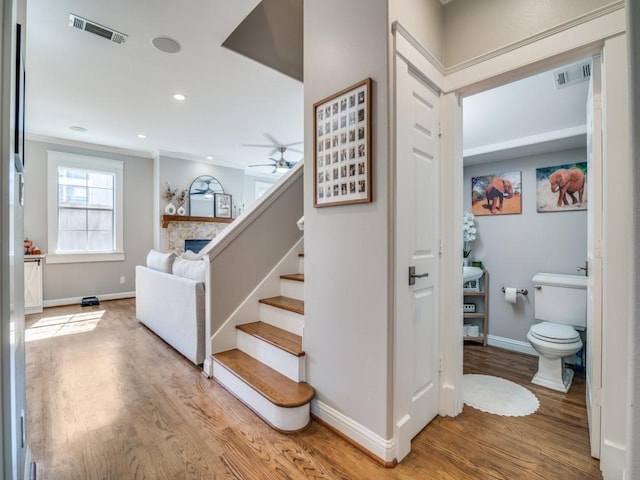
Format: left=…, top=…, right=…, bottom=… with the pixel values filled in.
left=26, top=299, right=602, bottom=479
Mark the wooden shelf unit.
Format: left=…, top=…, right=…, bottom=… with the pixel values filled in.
left=161, top=215, right=233, bottom=228
left=463, top=270, right=488, bottom=346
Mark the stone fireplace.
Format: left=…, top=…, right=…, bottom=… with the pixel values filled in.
left=165, top=218, right=230, bottom=254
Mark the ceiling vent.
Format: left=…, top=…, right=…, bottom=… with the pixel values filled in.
left=68, top=14, right=127, bottom=44
left=553, top=61, right=591, bottom=89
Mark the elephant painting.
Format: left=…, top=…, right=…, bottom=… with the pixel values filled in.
left=549, top=167, right=585, bottom=207
left=471, top=171, right=522, bottom=216
left=536, top=162, right=587, bottom=213
left=485, top=177, right=514, bottom=214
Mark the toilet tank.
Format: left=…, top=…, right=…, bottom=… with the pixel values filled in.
left=532, top=273, right=587, bottom=327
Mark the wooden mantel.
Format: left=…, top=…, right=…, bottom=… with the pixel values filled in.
left=161, top=215, right=233, bottom=228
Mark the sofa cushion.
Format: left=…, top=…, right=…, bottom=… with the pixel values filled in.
left=146, top=249, right=176, bottom=273
left=172, top=257, right=207, bottom=283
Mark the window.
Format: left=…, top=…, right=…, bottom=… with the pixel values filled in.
left=47, top=151, right=124, bottom=263
left=254, top=180, right=273, bottom=200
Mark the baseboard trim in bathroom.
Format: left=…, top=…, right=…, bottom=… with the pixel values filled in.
left=487, top=335, right=537, bottom=356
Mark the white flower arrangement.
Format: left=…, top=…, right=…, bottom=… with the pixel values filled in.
left=463, top=211, right=477, bottom=258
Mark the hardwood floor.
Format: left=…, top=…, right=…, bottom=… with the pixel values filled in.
left=26, top=299, right=601, bottom=479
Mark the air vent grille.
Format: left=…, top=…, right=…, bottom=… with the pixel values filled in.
left=68, top=14, right=127, bottom=45
left=553, top=61, right=591, bottom=89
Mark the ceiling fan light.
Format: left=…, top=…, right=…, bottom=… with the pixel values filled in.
left=204, top=190, right=214, bottom=199
left=275, top=166, right=289, bottom=174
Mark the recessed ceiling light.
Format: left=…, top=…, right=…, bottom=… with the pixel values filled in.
left=69, top=125, right=87, bottom=132
left=205, top=155, right=213, bottom=160
left=152, top=36, right=181, bottom=54
left=137, top=133, right=147, bottom=139
left=173, top=92, right=187, bottom=101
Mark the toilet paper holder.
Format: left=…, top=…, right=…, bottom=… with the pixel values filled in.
left=501, top=287, right=528, bottom=296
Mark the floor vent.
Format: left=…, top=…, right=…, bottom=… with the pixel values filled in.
left=68, top=14, right=127, bottom=45
left=553, top=61, right=591, bottom=89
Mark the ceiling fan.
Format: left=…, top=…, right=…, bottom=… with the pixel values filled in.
left=243, top=133, right=303, bottom=157
left=248, top=146, right=300, bottom=174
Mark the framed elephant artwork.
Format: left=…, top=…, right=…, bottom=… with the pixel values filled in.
left=471, top=171, right=522, bottom=216
left=536, top=162, right=587, bottom=212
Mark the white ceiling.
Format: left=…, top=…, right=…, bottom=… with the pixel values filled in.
left=25, top=1, right=589, bottom=174
left=463, top=64, right=590, bottom=165
left=25, top=0, right=304, bottom=175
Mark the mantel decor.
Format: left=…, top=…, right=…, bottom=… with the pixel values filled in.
left=313, top=77, right=372, bottom=207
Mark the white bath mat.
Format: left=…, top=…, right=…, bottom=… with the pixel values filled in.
left=463, top=374, right=539, bottom=417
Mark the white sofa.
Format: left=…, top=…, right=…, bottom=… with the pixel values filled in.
left=135, top=250, right=207, bottom=365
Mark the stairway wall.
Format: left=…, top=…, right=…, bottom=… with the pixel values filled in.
left=206, top=167, right=304, bottom=354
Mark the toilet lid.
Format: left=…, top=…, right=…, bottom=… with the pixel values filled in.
left=530, top=322, right=581, bottom=343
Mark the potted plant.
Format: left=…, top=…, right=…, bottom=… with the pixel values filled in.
left=463, top=211, right=477, bottom=266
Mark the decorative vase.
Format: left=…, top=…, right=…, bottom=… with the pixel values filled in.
left=177, top=205, right=186, bottom=216
left=463, top=257, right=471, bottom=267
left=165, top=203, right=176, bottom=215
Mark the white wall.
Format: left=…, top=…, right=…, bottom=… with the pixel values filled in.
left=156, top=155, right=245, bottom=251
left=388, top=0, right=443, bottom=63
left=442, top=0, right=619, bottom=67
left=24, top=138, right=154, bottom=303
left=463, top=148, right=587, bottom=343
left=304, top=0, right=392, bottom=441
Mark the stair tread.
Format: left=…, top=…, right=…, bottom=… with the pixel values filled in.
left=214, top=349, right=314, bottom=407
left=259, top=296, right=304, bottom=315
left=280, top=273, right=304, bottom=282
left=237, top=321, right=304, bottom=357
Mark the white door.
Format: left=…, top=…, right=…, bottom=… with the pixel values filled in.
left=395, top=55, right=440, bottom=458
left=586, top=55, right=603, bottom=459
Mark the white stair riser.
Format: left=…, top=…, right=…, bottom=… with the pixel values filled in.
left=213, top=360, right=310, bottom=432
left=298, top=256, right=304, bottom=274
left=281, top=279, right=304, bottom=301
left=236, top=330, right=305, bottom=382
left=260, top=304, right=304, bottom=336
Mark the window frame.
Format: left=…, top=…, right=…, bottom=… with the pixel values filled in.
left=47, top=151, right=124, bottom=264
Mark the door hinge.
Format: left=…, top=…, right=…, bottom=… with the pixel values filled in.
left=439, top=356, right=443, bottom=372
left=438, top=122, right=442, bottom=138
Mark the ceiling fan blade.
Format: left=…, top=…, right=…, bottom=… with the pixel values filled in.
left=281, top=141, right=303, bottom=147
left=248, top=163, right=276, bottom=167
left=241, top=143, right=275, bottom=148
left=286, top=147, right=304, bottom=154
left=263, top=133, right=281, bottom=146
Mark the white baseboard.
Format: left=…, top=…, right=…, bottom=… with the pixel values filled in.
left=311, top=399, right=396, bottom=464
left=43, top=291, right=136, bottom=308
left=487, top=334, right=537, bottom=356
left=600, top=438, right=626, bottom=480
left=202, top=356, right=213, bottom=378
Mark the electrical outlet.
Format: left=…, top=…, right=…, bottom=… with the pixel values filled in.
left=119, top=276, right=125, bottom=284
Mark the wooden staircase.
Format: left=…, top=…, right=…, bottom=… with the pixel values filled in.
left=212, top=253, right=313, bottom=432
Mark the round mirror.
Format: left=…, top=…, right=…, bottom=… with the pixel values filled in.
left=189, top=175, right=224, bottom=217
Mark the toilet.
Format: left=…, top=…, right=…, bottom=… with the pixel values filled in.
left=527, top=273, right=587, bottom=393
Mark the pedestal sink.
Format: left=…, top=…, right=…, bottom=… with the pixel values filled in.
left=463, top=266, right=483, bottom=283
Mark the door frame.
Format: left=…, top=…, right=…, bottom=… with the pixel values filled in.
left=393, top=6, right=625, bottom=464
left=439, top=19, right=625, bottom=470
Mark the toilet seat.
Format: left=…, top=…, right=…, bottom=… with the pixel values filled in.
left=529, top=322, right=580, bottom=344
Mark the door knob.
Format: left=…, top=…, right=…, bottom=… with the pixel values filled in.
left=409, top=266, right=428, bottom=285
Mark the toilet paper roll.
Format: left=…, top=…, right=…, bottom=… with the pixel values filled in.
left=504, top=287, right=518, bottom=304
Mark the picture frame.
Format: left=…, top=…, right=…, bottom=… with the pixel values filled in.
left=471, top=171, right=522, bottom=216
left=536, top=162, right=587, bottom=213
left=313, top=77, right=372, bottom=207
left=214, top=193, right=232, bottom=218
